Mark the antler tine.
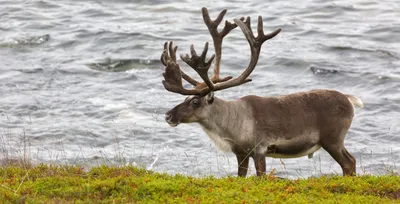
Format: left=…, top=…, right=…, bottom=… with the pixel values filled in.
left=180, top=42, right=216, bottom=91
left=161, top=41, right=200, bottom=87
left=257, top=16, right=281, bottom=42
left=210, top=16, right=280, bottom=92
left=202, top=7, right=238, bottom=83
left=243, top=17, right=254, bottom=40
left=202, top=7, right=226, bottom=26
left=168, top=41, right=177, bottom=62
left=160, top=42, right=169, bottom=66
left=234, top=17, right=281, bottom=52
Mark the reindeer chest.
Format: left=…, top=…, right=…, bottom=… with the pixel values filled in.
left=201, top=127, right=233, bottom=152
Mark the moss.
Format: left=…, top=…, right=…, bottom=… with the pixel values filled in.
left=0, top=164, right=399, bottom=203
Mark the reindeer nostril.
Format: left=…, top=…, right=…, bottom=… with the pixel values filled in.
left=165, top=113, right=172, bottom=121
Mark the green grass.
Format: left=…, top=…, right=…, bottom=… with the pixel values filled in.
left=0, top=164, right=399, bottom=203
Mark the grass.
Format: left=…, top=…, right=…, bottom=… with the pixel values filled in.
left=0, top=164, right=399, bottom=203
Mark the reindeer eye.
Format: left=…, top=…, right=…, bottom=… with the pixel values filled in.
left=190, top=98, right=200, bottom=107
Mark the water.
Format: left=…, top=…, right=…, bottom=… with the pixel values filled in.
left=0, top=0, right=399, bottom=177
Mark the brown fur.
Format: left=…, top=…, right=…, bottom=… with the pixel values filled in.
left=242, top=89, right=353, bottom=142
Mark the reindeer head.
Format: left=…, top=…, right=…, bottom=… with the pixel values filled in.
left=165, top=93, right=214, bottom=127
left=161, top=7, right=280, bottom=127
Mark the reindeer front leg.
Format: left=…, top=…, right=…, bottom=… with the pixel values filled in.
left=236, top=154, right=250, bottom=177
left=253, top=153, right=266, bottom=176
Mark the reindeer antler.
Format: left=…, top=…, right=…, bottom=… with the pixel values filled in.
left=161, top=8, right=281, bottom=96
left=181, top=42, right=215, bottom=90
left=202, top=7, right=239, bottom=84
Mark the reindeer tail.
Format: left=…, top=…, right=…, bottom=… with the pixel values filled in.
left=346, top=95, right=364, bottom=108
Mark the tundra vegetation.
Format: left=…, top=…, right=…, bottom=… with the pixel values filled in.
left=0, top=164, right=399, bottom=203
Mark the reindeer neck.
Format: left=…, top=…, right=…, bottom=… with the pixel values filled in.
left=199, top=97, right=242, bottom=129
left=197, top=97, right=253, bottom=152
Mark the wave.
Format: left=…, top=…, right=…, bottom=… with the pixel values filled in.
left=0, top=34, right=50, bottom=47
left=86, top=58, right=160, bottom=72
left=323, top=45, right=399, bottom=59
left=309, top=66, right=339, bottom=75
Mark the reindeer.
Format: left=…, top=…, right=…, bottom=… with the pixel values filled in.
left=161, top=8, right=363, bottom=177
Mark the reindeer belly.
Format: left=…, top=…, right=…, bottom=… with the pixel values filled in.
left=265, top=136, right=321, bottom=159
left=265, top=144, right=321, bottom=158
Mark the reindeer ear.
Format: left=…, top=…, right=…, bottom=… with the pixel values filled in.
left=206, top=92, right=214, bottom=104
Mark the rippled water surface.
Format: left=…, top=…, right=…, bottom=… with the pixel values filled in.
left=0, top=0, right=399, bottom=177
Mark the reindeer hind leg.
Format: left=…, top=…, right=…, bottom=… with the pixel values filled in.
left=322, top=144, right=356, bottom=176
left=253, top=153, right=266, bottom=177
